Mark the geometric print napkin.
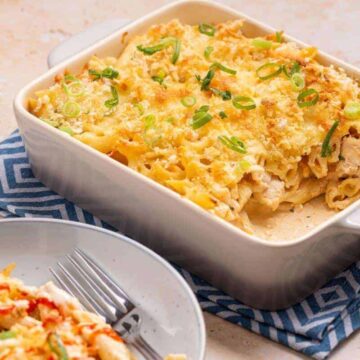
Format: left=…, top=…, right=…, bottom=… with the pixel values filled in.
left=1, top=130, right=360, bottom=359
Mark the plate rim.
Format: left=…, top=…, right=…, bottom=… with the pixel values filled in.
left=0, top=217, right=206, bottom=359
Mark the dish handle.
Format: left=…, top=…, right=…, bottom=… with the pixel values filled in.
left=47, top=18, right=131, bottom=69
left=337, top=207, right=360, bottom=235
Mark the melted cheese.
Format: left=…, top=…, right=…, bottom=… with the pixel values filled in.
left=29, top=19, right=360, bottom=235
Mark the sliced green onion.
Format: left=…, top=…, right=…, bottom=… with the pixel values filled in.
left=0, top=331, right=16, bottom=340
left=144, top=114, right=156, bottom=132
left=89, top=67, right=119, bottom=80
left=181, top=96, right=197, bottom=107
left=218, top=135, right=247, bottom=154
left=62, top=81, right=85, bottom=97
left=252, top=38, right=273, bottom=50
left=171, top=38, right=181, bottom=64
left=290, top=72, right=305, bottom=91
left=256, top=62, right=283, bottom=80
left=275, top=31, right=283, bottom=43
left=344, top=101, right=360, bottom=119
left=239, top=159, right=251, bottom=171
left=210, top=88, right=232, bottom=101
left=104, top=85, right=119, bottom=109
left=48, top=333, right=69, bottom=360
left=137, top=37, right=181, bottom=64
left=232, top=96, right=256, bottom=110
left=137, top=39, right=171, bottom=55
left=196, top=105, right=210, bottom=113
left=191, top=112, right=212, bottom=129
left=297, top=88, right=319, bottom=108
left=62, top=101, right=80, bottom=118
left=204, top=46, right=214, bottom=60
left=101, top=67, right=119, bottom=79
left=63, top=74, right=78, bottom=83
left=152, top=75, right=164, bottom=85
left=219, top=111, right=227, bottom=119
left=211, top=62, right=237, bottom=75
left=191, top=106, right=212, bottom=129
left=134, top=103, right=144, bottom=115
left=200, top=68, right=216, bottom=90
left=321, top=120, right=339, bottom=157
left=199, top=23, right=216, bottom=37
left=283, top=61, right=301, bottom=78
left=59, top=126, right=74, bottom=136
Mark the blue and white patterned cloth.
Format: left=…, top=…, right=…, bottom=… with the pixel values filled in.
left=1, top=130, right=360, bottom=359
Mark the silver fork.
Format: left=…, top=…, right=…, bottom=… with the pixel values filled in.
left=49, top=248, right=162, bottom=360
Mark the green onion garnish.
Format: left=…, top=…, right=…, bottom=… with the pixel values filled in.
left=199, top=23, right=216, bottom=37
left=211, top=62, right=237, bottom=75
left=48, top=333, right=69, bottom=360
left=256, top=62, right=283, bottom=80
left=321, top=120, right=339, bottom=157
left=172, top=38, right=181, bottom=64
left=283, top=61, right=301, bottom=78
left=297, top=88, right=319, bottom=108
left=101, top=67, right=119, bottom=79
left=239, top=159, right=251, bottom=171
left=252, top=38, right=273, bottom=50
left=89, top=67, right=119, bottom=80
left=275, top=31, right=283, bottom=43
left=62, top=81, right=85, bottom=97
left=0, top=331, right=16, bottom=340
left=144, top=114, right=156, bottom=131
left=344, top=101, right=360, bottom=119
left=200, top=68, right=216, bottom=90
left=63, top=74, right=78, bottom=82
left=204, top=46, right=214, bottom=60
left=210, top=88, right=232, bottom=101
left=137, top=37, right=181, bottom=64
left=191, top=106, right=213, bottom=129
left=134, top=103, right=145, bottom=115
left=104, top=86, right=119, bottom=109
left=152, top=76, right=164, bottom=85
left=232, top=96, right=256, bottom=110
left=219, top=111, right=227, bottom=119
left=62, top=101, right=80, bottom=118
left=197, top=105, right=210, bottom=113
left=290, top=73, right=305, bottom=91
left=59, top=126, right=74, bottom=136
left=181, top=96, right=197, bottom=107
left=218, top=135, right=247, bottom=154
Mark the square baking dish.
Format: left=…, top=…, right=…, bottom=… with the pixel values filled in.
left=14, top=0, right=360, bottom=310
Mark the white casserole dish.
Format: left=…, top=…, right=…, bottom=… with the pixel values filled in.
left=14, top=0, right=360, bottom=310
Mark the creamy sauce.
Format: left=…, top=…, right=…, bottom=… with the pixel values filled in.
left=246, top=196, right=335, bottom=241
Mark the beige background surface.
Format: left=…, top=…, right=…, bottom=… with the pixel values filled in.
left=1, top=0, right=360, bottom=358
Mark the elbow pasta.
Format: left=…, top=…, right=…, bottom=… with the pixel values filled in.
left=29, top=19, right=360, bottom=234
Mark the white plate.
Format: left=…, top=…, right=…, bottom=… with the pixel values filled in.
left=0, top=218, right=206, bottom=360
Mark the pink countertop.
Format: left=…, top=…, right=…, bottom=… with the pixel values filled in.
left=1, top=1, right=360, bottom=359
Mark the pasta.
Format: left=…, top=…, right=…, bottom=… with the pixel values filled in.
left=0, top=264, right=186, bottom=360
left=29, top=19, right=360, bottom=234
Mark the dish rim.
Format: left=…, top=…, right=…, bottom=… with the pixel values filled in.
left=0, top=217, right=207, bottom=359
left=13, top=0, right=360, bottom=248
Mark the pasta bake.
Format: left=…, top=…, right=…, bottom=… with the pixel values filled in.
left=29, top=20, right=360, bottom=234
left=0, top=264, right=185, bottom=360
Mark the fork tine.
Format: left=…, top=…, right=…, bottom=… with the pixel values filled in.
left=56, top=261, right=115, bottom=321
left=50, top=267, right=99, bottom=315
left=74, top=248, right=134, bottom=313
left=66, top=255, right=115, bottom=307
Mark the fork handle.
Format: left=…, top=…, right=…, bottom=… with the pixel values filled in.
left=131, top=334, right=163, bottom=360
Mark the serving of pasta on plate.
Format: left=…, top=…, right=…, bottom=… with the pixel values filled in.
left=0, top=265, right=185, bottom=360
left=29, top=19, right=360, bottom=234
